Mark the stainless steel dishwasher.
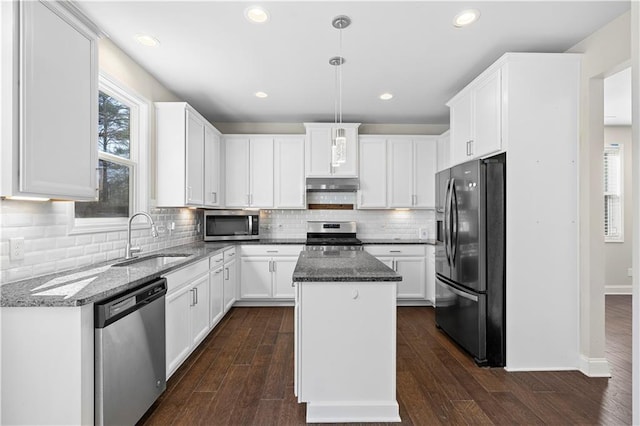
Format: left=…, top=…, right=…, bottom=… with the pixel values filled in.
left=95, top=278, right=167, bottom=426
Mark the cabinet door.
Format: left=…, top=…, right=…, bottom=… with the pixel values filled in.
left=223, top=259, right=237, bottom=312
left=426, top=246, right=435, bottom=303
left=473, top=69, right=502, bottom=158
left=204, top=127, right=221, bottom=207
left=165, top=285, right=192, bottom=379
left=191, top=274, right=210, bottom=347
left=358, top=137, right=387, bottom=208
left=209, top=267, right=224, bottom=328
left=240, top=257, right=272, bottom=298
left=305, top=127, right=331, bottom=177
left=395, top=257, right=427, bottom=299
left=436, top=131, right=451, bottom=172
left=332, top=127, right=358, bottom=177
left=387, top=138, right=414, bottom=208
left=224, top=138, right=250, bottom=207
left=275, top=137, right=305, bottom=208
left=413, top=139, right=436, bottom=208
left=20, top=1, right=97, bottom=200
left=273, top=257, right=298, bottom=299
left=449, top=92, right=473, bottom=166
left=185, top=111, right=205, bottom=205
left=249, top=137, right=274, bottom=207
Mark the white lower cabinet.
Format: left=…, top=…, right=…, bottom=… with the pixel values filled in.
left=426, top=245, right=435, bottom=303
left=239, top=245, right=303, bottom=302
left=164, top=258, right=210, bottom=379
left=364, top=245, right=430, bottom=304
left=223, top=248, right=238, bottom=312
left=209, top=253, right=225, bottom=328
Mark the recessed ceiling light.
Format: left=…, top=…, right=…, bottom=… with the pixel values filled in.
left=245, top=6, right=270, bottom=23
left=379, top=93, right=394, bottom=101
left=134, top=34, right=160, bottom=47
left=453, top=9, right=480, bottom=28
left=255, top=91, right=268, bottom=98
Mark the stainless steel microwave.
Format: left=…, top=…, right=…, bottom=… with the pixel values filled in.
left=203, top=210, right=259, bottom=241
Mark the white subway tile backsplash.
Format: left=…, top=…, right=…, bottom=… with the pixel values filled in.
left=0, top=199, right=202, bottom=284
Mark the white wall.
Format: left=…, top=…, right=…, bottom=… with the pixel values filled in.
left=604, top=126, right=633, bottom=294
left=566, top=10, right=630, bottom=376
left=630, top=3, right=639, bottom=423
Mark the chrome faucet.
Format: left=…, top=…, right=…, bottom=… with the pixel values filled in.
left=124, top=212, right=159, bottom=260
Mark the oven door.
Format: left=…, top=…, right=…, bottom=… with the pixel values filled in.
left=204, top=214, right=259, bottom=241
left=435, top=275, right=486, bottom=363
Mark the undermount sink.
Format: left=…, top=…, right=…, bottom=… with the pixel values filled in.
left=112, top=253, right=191, bottom=267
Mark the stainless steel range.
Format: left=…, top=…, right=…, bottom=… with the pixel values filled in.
left=305, top=221, right=363, bottom=251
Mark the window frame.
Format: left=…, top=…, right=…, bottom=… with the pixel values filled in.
left=603, top=144, right=624, bottom=243
left=69, top=72, right=150, bottom=235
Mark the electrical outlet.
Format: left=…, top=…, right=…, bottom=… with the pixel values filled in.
left=628, top=268, right=633, bottom=277
left=10, top=237, right=25, bottom=261
left=419, top=228, right=429, bottom=239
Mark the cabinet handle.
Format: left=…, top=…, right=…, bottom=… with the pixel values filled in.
left=272, top=261, right=277, bottom=272
left=247, top=194, right=251, bottom=205
left=227, top=252, right=235, bottom=257
left=190, top=289, right=195, bottom=306
left=187, top=186, right=192, bottom=201
left=390, top=250, right=401, bottom=253
left=466, top=140, right=474, bottom=156
left=225, top=267, right=229, bottom=280
left=268, top=260, right=272, bottom=272
left=194, top=287, right=198, bottom=305
left=267, top=250, right=279, bottom=253
left=214, top=269, right=222, bottom=274
left=212, top=192, right=217, bottom=203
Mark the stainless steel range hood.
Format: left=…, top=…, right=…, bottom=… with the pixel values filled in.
left=306, top=177, right=359, bottom=192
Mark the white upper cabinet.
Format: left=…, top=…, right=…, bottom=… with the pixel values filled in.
left=185, top=111, right=205, bottom=205
left=156, top=102, right=221, bottom=207
left=358, top=137, right=387, bottom=208
left=448, top=68, right=502, bottom=166
left=387, top=137, right=436, bottom=209
left=436, top=130, right=451, bottom=172
left=358, top=135, right=436, bottom=210
left=224, top=136, right=274, bottom=208
left=304, top=123, right=360, bottom=177
left=274, top=136, right=305, bottom=209
left=1, top=1, right=98, bottom=200
left=203, top=125, right=222, bottom=207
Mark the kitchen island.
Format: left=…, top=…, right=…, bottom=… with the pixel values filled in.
left=292, top=250, right=402, bottom=423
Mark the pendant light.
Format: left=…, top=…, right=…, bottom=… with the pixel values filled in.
left=330, top=15, right=350, bottom=167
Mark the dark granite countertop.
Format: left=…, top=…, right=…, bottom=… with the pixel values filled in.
left=360, top=239, right=437, bottom=245
left=293, top=250, right=402, bottom=282
left=0, top=241, right=234, bottom=308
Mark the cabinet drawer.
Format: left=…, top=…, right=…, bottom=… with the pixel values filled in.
left=364, top=245, right=426, bottom=257
left=223, top=247, right=237, bottom=263
left=240, top=245, right=303, bottom=257
left=164, top=258, right=209, bottom=293
left=209, top=252, right=224, bottom=269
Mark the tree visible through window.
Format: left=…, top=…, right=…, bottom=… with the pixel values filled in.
left=75, top=91, right=134, bottom=219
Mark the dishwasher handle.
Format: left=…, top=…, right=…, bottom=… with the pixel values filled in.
left=95, top=278, right=167, bottom=329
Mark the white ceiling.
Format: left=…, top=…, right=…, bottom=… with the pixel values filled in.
left=77, top=1, right=630, bottom=125
left=604, top=67, right=632, bottom=126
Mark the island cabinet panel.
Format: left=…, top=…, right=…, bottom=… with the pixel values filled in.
left=296, top=282, right=399, bottom=423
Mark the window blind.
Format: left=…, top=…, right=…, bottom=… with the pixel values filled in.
left=604, top=145, right=623, bottom=241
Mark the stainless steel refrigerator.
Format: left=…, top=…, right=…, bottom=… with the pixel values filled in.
left=435, top=153, right=505, bottom=367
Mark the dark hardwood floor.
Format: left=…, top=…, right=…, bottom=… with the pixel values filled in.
left=139, top=296, right=632, bottom=425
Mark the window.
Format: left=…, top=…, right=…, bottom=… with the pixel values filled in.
left=604, top=144, right=623, bottom=242
left=72, top=74, right=149, bottom=233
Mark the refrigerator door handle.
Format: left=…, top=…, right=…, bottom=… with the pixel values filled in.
left=443, top=178, right=452, bottom=266
left=445, top=282, right=479, bottom=302
left=451, top=180, right=459, bottom=265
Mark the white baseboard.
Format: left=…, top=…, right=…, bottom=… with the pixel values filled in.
left=306, top=401, right=401, bottom=423
left=605, top=285, right=632, bottom=295
left=579, top=355, right=612, bottom=377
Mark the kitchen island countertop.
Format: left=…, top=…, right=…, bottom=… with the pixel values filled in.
left=292, top=250, right=402, bottom=282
